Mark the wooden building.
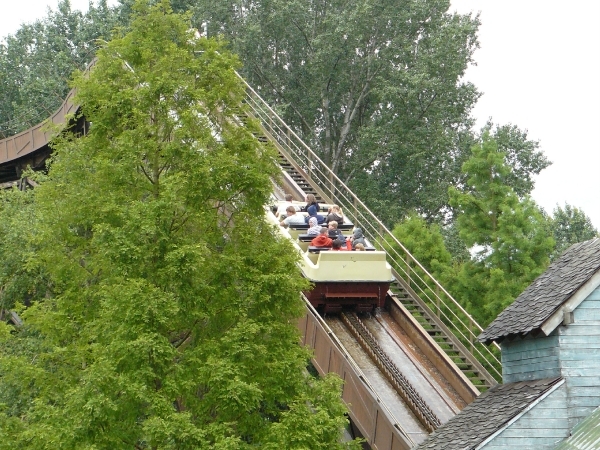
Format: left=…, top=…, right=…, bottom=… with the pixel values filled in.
left=415, top=238, right=600, bottom=450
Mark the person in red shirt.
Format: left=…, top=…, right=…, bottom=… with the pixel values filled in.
left=331, top=239, right=350, bottom=251
left=310, top=227, right=333, bottom=247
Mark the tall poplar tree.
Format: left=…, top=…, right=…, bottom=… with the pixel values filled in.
left=0, top=2, right=356, bottom=448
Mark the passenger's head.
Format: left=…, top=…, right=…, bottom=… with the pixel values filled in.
left=286, top=206, right=296, bottom=215
left=332, top=239, right=344, bottom=250
left=306, top=193, right=317, bottom=204
left=353, top=228, right=364, bottom=239
left=354, top=243, right=365, bottom=251
left=328, top=221, right=338, bottom=229
left=331, top=204, right=342, bottom=215
left=285, top=194, right=293, bottom=202
left=319, top=227, right=328, bottom=235
left=308, top=217, right=318, bottom=228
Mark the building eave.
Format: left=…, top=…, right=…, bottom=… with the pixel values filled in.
left=540, top=268, right=600, bottom=337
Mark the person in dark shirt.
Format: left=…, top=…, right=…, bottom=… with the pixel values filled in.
left=331, top=239, right=350, bottom=251
left=304, top=193, right=325, bottom=224
left=327, top=221, right=344, bottom=240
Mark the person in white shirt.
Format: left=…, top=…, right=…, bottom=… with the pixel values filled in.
left=280, top=206, right=306, bottom=228
left=275, top=194, right=295, bottom=218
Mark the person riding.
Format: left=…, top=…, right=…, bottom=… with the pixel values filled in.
left=326, top=204, right=344, bottom=225
left=304, top=193, right=325, bottom=224
left=306, top=216, right=321, bottom=236
left=350, top=228, right=366, bottom=249
left=327, top=220, right=344, bottom=240
left=276, top=193, right=295, bottom=218
left=331, top=239, right=349, bottom=251
left=310, top=227, right=333, bottom=247
left=280, top=206, right=306, bottom=228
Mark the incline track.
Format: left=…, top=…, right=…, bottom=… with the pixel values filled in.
left=321, top=301, right=468, bottom=446
left=273, top=149, right=499, bottom=391
left=342, top=311, right=442, bottom=432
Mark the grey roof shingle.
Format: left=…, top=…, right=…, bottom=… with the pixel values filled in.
left=478, top=238, right=600, bottom=344
left=414, top=377, right=563, bottom=450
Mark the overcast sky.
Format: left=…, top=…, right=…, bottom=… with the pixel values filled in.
left=2, top=0, right=600, bottom=229
left=451, top=0, right=600, bottom=229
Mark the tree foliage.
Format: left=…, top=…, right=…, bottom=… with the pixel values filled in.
left=448, top=134, right=554, bottom=325
left=0, top=2, right=357, bottom=448
left=478, top=120, right=550, bottom=198
left=549, top=203, right=599, bottom=259
left=0, top=185, right=50, bottom=314
left=184, top=0, right=481, bottom=223
left=387, top=213, right=453, bottom=277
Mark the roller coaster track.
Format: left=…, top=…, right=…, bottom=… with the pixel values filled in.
left=341, top=311, right=442, bottom=432
left=239, top=105, right=500, bottom=390
left=0, top=60, right=503, bottom=448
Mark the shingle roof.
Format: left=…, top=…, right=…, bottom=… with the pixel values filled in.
left=553, top=405, right=600, bottom=449
left=414, top=377, right=563, bottom=450
left=479, top=238, right=600, bottom=344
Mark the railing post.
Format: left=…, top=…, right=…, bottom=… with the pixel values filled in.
left=469, top=318, right=474, bottom=352
left=328, top=170, right=334, bottom=202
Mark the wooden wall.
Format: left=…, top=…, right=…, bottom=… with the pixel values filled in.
left=502, top=334, right=560, bottom=383
left=481, top=381, right=569, bottom=450
left=559, top=285, right=600, bottom=428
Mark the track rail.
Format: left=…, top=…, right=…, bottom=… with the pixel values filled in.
left=0, top=61, right=96, bottom=184
left=300, top=299, right=415, bottom=449
left=341, top=311, right=442, bottom=432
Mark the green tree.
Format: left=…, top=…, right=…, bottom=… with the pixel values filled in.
left=549, top=203, right=598, bottom=258
left=440, top=221, right=470, bottom=264
left=0, top=185, right=50, bottom=313
left=387, top=213, right=453, bottom=279
left=479, top=120, right=550, bottom=197
left=382, top=214, right=462, bottom=325
left=448, top=134, right=554, bottom=325
left=188, top=0, right=481, bottom=223
left=0, top=2, right=357, bottom=448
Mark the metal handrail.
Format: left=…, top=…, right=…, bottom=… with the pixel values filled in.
left=237, top=74, right=502, bottom=383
